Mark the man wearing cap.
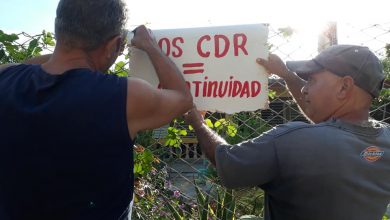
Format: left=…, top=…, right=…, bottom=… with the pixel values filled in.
left=185, top=45, right=390, bottom=220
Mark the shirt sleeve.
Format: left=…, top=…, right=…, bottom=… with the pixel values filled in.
left=215, top=135, right=279, bottom=189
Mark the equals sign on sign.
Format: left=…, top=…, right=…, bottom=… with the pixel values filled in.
left=182, top=63, right=204, bottom=74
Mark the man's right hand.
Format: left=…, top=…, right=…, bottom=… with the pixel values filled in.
left=256, top=54, right=291, bottom=79
left=257, top=54, right=309, bottom=120
left=126, top=25, right=193, bottom=139
left=130, top=25, right=158, bottom=52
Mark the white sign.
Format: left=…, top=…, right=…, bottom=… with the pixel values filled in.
left=128, top=24, right=269, bottom=113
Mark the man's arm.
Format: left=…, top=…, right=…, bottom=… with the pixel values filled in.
left=0, top=64, right=17, bottom=73
left=126, top=25, right=193, bottom=139
left=256, top=54, right=307, bottom=115
left=23, top=54, right=51, bottom=65
left=184, top=108, right=278, bottom=188
left=184, top=109, right=227, bottom=166
left=0, top=54, right=52, bottom=73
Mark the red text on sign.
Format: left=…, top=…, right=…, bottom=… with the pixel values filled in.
left=158, top=37, right=184, bottom=58
left=197, top=33, right=248, bottom=58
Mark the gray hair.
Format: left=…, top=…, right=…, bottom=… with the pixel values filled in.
left=55, top=0, right=127, bottom=51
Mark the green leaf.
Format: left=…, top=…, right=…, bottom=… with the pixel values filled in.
left=188, top=125, right=193, bottom=131
left=278, top=26, right=294, bottom=38
left=227, top=125, right=237, bottom=137
left=168, top=139, right=175, bottom=147
left=201, top=194, right=210, bottom=220
left=114, top=61, right=126, bottom=72
left=5, top=44, right=17, bottom=53
left=43, top=32, right=55, bottom=46
left=134, top=163, right=143, bottom=175
left=218, top=118, right=226, bottom=124
left=195, top=186, right=205, bottom=206
left=268, top=89, right=277, bottom=99
left=205, top=119, right=214, bottom=128
left=166, top=201, right=184, bottom=220
left=33, top=47, right=43, bottom=56
left=226, top=199, right=236, bottom=220
left=174, top=139, right=182, bottom=147
left=142, top=149, right=154, bottom=163
left=216, top=189, right=224, bottom=219
left=0, top=49, right=6, bottom=61
left=179, top=130, right=187, bottom=136
left=0, top=32, right=19, bottom=42
left=214, top=120, right=221, bottom=128
left=113, top=61, right=128, bottom=77
left=28, top=39, right=39, bottom=51
left=27, top=38, right=41, bottom=57
left=222, top=189, right=234, bottom=219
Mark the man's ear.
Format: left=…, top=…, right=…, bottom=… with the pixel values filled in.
left=337, top=76, right=354, bottom=99
left=105, top=35, right=122, bottom=58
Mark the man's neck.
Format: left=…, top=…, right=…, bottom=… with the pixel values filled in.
left=41, top=46, right=98, bottom=75
left=328, top=108, right=370, bottom=125
left=326, top=93, right=372, bottom=126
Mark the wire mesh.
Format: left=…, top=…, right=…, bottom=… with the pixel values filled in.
left=130, top=22, right=390, bottom=220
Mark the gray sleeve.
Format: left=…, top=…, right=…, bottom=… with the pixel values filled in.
left=215, top=136, right=279, bottom=189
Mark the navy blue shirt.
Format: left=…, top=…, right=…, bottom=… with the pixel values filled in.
left=0, top=64, right=133, bottom=220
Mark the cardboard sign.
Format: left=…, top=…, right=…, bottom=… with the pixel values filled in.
left=128, top=24, right=269, bottom=113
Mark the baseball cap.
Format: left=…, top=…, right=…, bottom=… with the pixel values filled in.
left=286, top=45, right=384, bottom=97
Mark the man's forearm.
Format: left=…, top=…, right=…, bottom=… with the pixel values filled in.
left=192, top=122, right=227, bottom=166
left=283, top=71, right=307, bottom=114
left=145, top=46, right=189, bottom=94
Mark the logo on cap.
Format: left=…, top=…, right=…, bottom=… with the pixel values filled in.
left=360, top=146, right=384, bottom=162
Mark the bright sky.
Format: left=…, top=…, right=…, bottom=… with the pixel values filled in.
left=128, top=0, right=389, bottom=29
left=1, top=0, right=389, bottom=33
left=0, top=0, right=389, bottom=58
left=0, top=0, right=59, bottom=34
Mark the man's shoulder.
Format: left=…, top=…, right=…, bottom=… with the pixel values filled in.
left=270, top=121, right=313, bottom=134
left=375, top=120, right=390, bottom=128
left=267, top=119, right=390, bottom=138
left=0, top=63, right=21, bottom=74
left=374, top=120, right=390, bottom=135
left=264, top=121, right=333, bottom=138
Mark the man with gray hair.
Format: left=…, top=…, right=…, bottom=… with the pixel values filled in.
left=0, top=0, right=192, bottom=219
left=185, top=45, right=389, bottom=219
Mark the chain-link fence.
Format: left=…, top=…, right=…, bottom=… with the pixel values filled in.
left=130, top=22, right=390, bottom=220
left=1, top=22, right=389, bottom=219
